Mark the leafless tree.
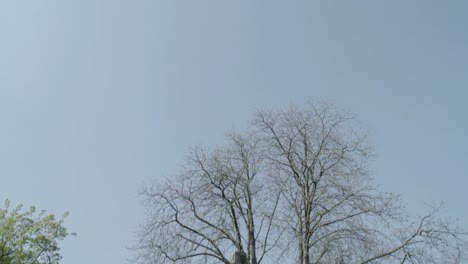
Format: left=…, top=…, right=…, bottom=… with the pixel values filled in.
left=135, top=133, right=283, bottom=264
left=253, top=101, right=466, bottom=264
left=135, top=101, right=466, bottom=264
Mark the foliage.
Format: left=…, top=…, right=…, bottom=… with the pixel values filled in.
left=0, top=200, right=73, bottom=264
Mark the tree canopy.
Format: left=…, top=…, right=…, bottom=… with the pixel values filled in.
left=136, top=101, right=467, bottom=264
left=0, top=199, right=73, bottom=264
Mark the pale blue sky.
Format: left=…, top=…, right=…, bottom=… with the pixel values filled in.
left=1, top=1, right=467, bottom=263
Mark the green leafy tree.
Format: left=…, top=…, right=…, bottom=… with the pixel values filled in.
left=0, top=199, right=74, bottom=264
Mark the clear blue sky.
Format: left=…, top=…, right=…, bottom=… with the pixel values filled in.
left=1, top=1, right=467, bottom=263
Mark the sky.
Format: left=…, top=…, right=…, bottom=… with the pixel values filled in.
left=0, top=1, right=467, bottom=263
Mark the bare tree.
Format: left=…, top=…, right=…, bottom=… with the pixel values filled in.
left=135, top=133, right=283, bottom=264
left=253, top=101, right=466, bottom=264
left=135, top=101, right=466, bottom=264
